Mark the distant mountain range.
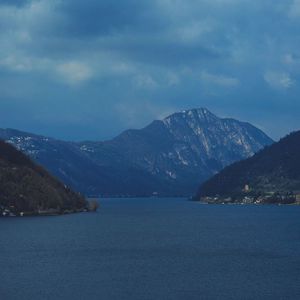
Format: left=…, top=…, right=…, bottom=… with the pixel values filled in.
left=197, top=130, right=300, bottom=204
left=0, top=108, right=273, bottom=196
left=0, top=140, right=87, bottom=216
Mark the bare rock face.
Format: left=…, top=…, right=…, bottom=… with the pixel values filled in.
left=0, top=108, right=273, bottom=197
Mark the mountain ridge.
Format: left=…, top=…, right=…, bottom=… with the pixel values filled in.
left=197, top=130, right=300, bottom=204
left=0, top=108, right=273, bottom=196
left=0, top=140, right=87, bottom=216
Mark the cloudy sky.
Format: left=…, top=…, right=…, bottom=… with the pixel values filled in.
left=0, top=0, right=299, bottom=141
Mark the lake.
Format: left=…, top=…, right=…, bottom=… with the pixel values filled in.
left=1, top=198, right=300, bottom=300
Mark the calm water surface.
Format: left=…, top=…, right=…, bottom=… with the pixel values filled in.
left=1, top=198, right=300, bottom=300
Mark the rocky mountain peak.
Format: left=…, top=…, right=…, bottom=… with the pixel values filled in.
left=185, top=108, right=217, bottom=120
left=0, top=108, right=274, bottom=196
left=163, top=108, right=218, bottom=128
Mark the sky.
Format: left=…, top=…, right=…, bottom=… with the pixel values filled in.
left=0, top=0, right=299, bottom=141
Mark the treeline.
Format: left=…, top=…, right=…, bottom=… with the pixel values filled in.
left=0, top=140, right=87, bottom=214
left=198, top=131, right=300, bottom=200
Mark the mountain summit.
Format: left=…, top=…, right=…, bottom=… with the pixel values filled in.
left=161, top=108, right=271, bottom=161
left=164, top=108, right=218, bottom=123
left=0, top=108, right=273, bottom=196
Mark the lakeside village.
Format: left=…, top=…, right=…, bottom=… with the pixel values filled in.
left=0, top=199, right=99, bottom=217
left=201, top=185, right=300, bottom=205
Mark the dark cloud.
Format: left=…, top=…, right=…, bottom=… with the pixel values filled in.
left=0, top=0, right=28, bottom=6
left=0, top=0, right=299, bottom=141
left=58, top=0, right=162, bottom=37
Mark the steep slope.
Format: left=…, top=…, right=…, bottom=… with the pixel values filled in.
left=74, top=108, right=273, bottom=195
left=0, top=129, right=166, bottom=196
left=197, top=131, right=300, bottom=204
left=0, top=108, right=273, bottom=196
left=0, top=140, right=87, bottom=215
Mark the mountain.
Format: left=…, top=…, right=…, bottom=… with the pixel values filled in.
left=0, top=140, right=87, bottom=216
left=197, top=131, right=300, bottom=204
left=0, top=108, right=273, bottom=196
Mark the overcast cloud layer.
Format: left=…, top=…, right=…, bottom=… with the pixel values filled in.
left=0, top=0, right=299, bottom=140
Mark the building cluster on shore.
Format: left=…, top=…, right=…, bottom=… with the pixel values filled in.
left=201, top=188, right=300, bottom=205
left=0, top=200, right=99, bottom=217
